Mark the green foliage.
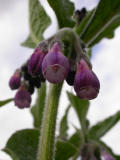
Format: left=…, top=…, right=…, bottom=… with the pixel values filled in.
left=55, top=140, right=77, bottom=160
left=29, top=0, right=51, bottom=43
left=22, top=0, right=51, bottom=48
left=59, top=105, right=70, bottom=140
left=0, top=98, right=13, bottom=107
left=3, top=129, right=39, bottom=160
left=47, top=0, right=75, bottom=28
left=88, top=111, right=120, bottom=139
left=31, top=83, right=46, bottom=128
left=68, top=130, right=84, bottom=148
left=21, top=35, right=37, bottom=48
left=67, top=92, right=89, bottom=132
left=79, top=0, right=120, bottom=47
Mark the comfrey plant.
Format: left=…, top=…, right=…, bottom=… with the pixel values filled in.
left=1, top=0, right=120, bottom=160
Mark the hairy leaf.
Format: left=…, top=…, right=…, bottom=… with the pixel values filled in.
left=3, top=129, right=39, bottom=160
left=55, top=140, right=77, bottom=160
left=47, top=0, right=75, bottom=28
left=22, top=0, right=51, bottom=48
left=21, top=35, right=36, bottom=48
left=0, top=98, right=13, bottom=107
left=31, top=83, right=46, bottom=128
left=59, top=105, right=70, bottom=140
left=29, top=0, right=51, bottom=43
left=80, top=0, right=120, bottom=47
left=67, top=92, right=89, bottom=131
left=89, top=111, right=120, bottom=139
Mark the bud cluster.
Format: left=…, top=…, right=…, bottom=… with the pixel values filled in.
left=9, top=41, right=100, bottom=109
left=9, top=44, right=46, bottom=109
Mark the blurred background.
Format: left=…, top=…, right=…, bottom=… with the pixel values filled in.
left=0, top=0, right=120, bottom=159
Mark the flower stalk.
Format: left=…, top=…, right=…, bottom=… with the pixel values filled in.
left=37, top=82, right=63, bottom=160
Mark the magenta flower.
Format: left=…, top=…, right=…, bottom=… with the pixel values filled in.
left=42, top=42, right=70, bottom=83
left=74, top=59, right=100, bottom=100
left=9, top=70, right=21, bottom=90
left=28, top=46, right=47, bottom=76
left=14, top=85, right=31, bottom=109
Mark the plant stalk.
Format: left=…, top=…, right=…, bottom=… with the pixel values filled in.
left=37, top=82, right=63, bottom=160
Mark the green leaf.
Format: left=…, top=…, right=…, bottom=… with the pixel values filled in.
left=68, top=130, right=84, bottom=148
left=47, top=0, right=75, bottom=28
left=67, top=92, right=89, bottom=132
left=89, top=111, right=120, bottom=139
left=3, top=129, right=39, bottom=160
left=29, top=0, right=51, bottom=43
left=31, top=83, right=46, bottom=128
left=98, top=141, right=120, bottom=160
left=55, top=140, right=77, bottom=160
left=21, top=35, right=37, bottom=48
left=59, top=105, right=70, bottom=140
left=22, top=0, right=51, bottom=48
left=0, top=98, right=13, bottom=107
left=80, top=0, right=120, bottom=47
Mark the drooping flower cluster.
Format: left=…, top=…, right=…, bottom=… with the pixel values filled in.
left=9, top=41, right=100, bottom=109
left=9, top=44, right=46, bottom=109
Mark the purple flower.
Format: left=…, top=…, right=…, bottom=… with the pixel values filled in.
left=14, top=85, right=31, bottom=109
left=42, top=42, right=70, bottom=83
left=28, top=46, right=47, bottom=76
left=9, top=70, right=21, bottom=90
left=74, top=59, right=100, bottom=100
left=102, top=151, right=115, bottom=160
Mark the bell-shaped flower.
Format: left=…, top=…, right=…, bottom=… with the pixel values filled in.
left=74, top=59, right=100, bottom=100
left=9, top=69, right=21, bottom=90
left=28, top=46, right=47, bottom=76
left=42, top=42, right=70, bottom=83
left=14, top=85, right=31, bottom=109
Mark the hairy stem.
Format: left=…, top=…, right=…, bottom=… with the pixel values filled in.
left=37, top=82, right=63, bottom=160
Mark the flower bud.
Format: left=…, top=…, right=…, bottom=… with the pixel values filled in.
left=66, top=70, right=76, bottom=86
left=14, top=85, right=31, bottom=109
left=74, top=59, right=100, bottom=100
left=102, top=151, right=115, bottom=160
left=9, top=70, right=21, bottom=90
left=42, top=42, right=70, bottom=83
left=28, top=45, right=47, bottom=76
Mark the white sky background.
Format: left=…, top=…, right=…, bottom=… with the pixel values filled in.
left=0, top=0, right=120, bottom=159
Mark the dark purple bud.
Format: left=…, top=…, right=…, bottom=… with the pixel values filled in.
left=28, top=46, right=47, bottom=76
left=28, top=85, right=35, bottom=95
left=74, top=59, right=100, bottom=100
left=42, top=42, right=70, bottom=83
left=39, top=72, right=45, bottom=82
left=9, top=70, right=21, bottom=90
left=102, top=151, right=115, bottom=160
left=66, top=70, right=76, bottom=86
left=14, top=85, right=31, bottom=109
left=29, top=76, right=41, bottom=88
